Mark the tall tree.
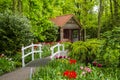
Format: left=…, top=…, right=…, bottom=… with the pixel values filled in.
left=113, top=0, right=119, bottom=26
left=12, top=0, right=16, bottom=13
left=82, top=0, right=87, bottom=41
left=110, top=0, right=113, bottom=20
left=18, top=0, right=22, bottom=14
left=97, top=0, right=103, bottom=38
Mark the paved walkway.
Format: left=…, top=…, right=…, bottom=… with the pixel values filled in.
left=0, top=67, right=36, bottom=80
left=0, top=50, right=68, bottom=80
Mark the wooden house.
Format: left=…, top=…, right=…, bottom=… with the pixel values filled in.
left=50, top=14, right=83, bottom=42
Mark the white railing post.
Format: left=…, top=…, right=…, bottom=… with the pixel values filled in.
left=39, top=44, right=42, bottom=58
left=62, top=44, right=65, bottom=51
left=58, top=43, right=60, bottom=57
left=31, top=43, right=34, bottom=61
left=22, top=46, right=25, bottom=67
left=50, top=43, right=66, bottom=59
left=50, top=48, right=54, bottom=59
left=21, top=43, right=43, bottom=67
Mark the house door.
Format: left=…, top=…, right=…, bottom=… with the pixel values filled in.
left=64, top=29, right=69, bottom=39
left=72, top=29, right=79, bottom=42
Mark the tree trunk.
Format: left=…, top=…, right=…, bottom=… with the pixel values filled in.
left=29, top=0, right=32, bottom=19
left=18, top=0, right=22, bottom=14
left=97, top=0, right=103, bottom=39
left=113, top=0, right=119, bottom=25
left=110, top=0, right=113, bottom=20
left=83, top=0, right=87, bottom=41
left=12, top=0, right=16, bottom=13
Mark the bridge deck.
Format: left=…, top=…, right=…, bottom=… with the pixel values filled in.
left=26, top=57, right=51, bottom=67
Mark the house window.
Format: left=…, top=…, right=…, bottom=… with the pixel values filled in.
left=73, top=30, right=78, bottom=38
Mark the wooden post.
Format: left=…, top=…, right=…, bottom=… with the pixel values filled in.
left=78, top=29, right=80, bottom=40
left=60, top=28, right=64, bottom=41
left=69, top=29, right=72, bottom=42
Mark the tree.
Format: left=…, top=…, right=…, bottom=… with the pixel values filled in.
left=97, top=0, right=103, bottom=38
left=18, top=0, right=22, bottom=14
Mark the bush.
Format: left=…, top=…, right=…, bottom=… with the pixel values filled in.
left=69, top=39, right=104, bottom=65
left=0, top=57, right=16, bottom=75
left=100, top=27, right=120, bottom=67
left=0, top=12, right=34, bottom=56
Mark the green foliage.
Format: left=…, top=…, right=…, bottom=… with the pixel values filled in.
left=70, top=29, right=120, bottom=67
left=0, top=57, right=16, bottom=75
left=63, top=42, right=72, bottom=50
left=0, top=0, right=12, bottom=13
left=0, top=12, right=33, bottom=56
left=100, top=27, right=120, bottom=67
left=42, top=25, right=58, bottom=42
left=30, top=16, right=58, bottom=42
left=41, top=45, right=51, bottom=57
left=12, top=52, right=22, bottom=67
left=69, top=39, right=104, bottom=64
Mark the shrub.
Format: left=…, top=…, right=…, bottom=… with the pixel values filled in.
left=0, top=57, right=16, bottom=75
left=0, top=12, right=33, bottom=56
left=100, top=27, right=120, bottom=67
left=69, top=39, right=104, bottom=65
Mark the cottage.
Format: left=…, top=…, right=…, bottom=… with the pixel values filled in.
left=50, top=14, right=83, bottom=42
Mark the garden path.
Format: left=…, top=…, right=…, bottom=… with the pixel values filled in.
left=0, top=50, right=68, bottom=80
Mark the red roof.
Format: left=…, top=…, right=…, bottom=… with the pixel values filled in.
left=50, top=14, right=74, bottom=27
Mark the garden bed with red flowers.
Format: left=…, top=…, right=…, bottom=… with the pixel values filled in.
left=32, top=57, right=120, bottom=80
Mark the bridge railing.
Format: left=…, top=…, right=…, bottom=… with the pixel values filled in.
left=50, top=43, right=64, bottom=59
left=22, top=43, right=42, bottom=67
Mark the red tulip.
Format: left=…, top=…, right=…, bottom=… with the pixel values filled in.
left=63, top=70, right=77, bottom=79
left=69, top=59, right=76, bottom=64
left=93, top=61, right=97, bottom=66
left=63, top=70, right=69, bottom=76
left=97, top=64, right=102, bottom=67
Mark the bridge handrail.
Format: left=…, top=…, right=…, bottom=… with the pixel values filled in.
left=22, top=43, right=42, bottom=67
left=50, top=43, right=64, bottom=59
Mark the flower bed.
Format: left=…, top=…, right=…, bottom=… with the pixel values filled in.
left=32, top=57, right=120, bottom=80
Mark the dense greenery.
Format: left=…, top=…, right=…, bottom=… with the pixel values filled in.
left=100, top=27, right=120, bottom=67
left=0, top=0, right=120, bottom=39
left=69, top=28, right=120, bottom=67
left=0, top=0, right=120, bottom=78
left=69, top=39, right=104, bottom=65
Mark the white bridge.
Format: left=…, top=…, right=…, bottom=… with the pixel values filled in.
left=21, top=43, right=67, bottom=67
